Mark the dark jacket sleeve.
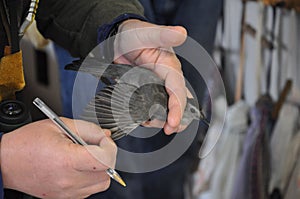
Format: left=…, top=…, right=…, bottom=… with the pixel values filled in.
left=36, top=0, right=144, bottom=58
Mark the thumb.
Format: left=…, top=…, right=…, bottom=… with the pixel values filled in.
left=138, top=25, right=187, bottom=48
left=117, top=20, right=187, bottom=51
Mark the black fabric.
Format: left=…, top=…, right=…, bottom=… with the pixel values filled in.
left=0, top=16, right=8, bottom=58
left=89, top=121, right=208, bottom=199
left=0, top=0, right=30, bottom=58
left=6, top=0, right=21, bottom=53
left=88, top=1, right=221, bottom=198
left=270, top=188, right=282, bottom=199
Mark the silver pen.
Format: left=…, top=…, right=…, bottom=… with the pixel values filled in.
left=33, top=97, right=126, bottom=187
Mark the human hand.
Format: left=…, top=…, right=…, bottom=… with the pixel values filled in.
left=114, top=19, right=188, bottom=134
left=0, top=118, right=116, bottom=199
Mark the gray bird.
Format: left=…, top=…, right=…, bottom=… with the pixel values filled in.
left=66, top=57, right=209, bottom=140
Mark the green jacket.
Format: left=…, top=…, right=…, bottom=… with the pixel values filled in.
left=0, top=0, right=144, bottom=58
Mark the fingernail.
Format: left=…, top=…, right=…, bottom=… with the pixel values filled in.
left=103, top=129, right=111, bottom=137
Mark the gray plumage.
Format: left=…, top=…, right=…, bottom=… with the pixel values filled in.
left=66, top=57, right=208, bottom=140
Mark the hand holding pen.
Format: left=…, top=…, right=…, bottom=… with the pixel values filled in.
left=0, top=99, right=120, bottom=198
left=33, top=98, right=125, bottom=187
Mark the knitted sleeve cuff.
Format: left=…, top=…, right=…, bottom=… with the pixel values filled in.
left=97, top=13, right=146, bottom=44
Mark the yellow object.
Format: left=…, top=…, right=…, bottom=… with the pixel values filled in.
left=0, top=50, right=25, bottom=101
left=112, top=172, right=127, bottom=187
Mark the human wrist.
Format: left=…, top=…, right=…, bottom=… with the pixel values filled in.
left=97, top=13, right=146, bottom=44
left=0, top=132, right=4, bottom=174
left=96, top=14, right=146, bottom=62
left=117, top=19, right=142, bottom=34
left=0, top=132, right=16, bottom=190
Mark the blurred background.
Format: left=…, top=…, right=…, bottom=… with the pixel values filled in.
left=19, top=0, right=300, bottom=199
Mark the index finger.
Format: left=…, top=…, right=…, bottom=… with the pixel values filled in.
left=61, top=118, right=111, bottom=145
left=143, top=53, right=187, bottom=134
left=164, top=74, right=187, bottom=134
left=117, top=20, right=187, bottom=50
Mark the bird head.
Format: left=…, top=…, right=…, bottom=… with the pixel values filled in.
left=181, top=100, right=209, bottom=127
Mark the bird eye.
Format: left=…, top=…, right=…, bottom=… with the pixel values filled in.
left=190, top=107, right=196, bottom=113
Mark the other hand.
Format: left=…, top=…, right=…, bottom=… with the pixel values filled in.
left=0, top=118, right=116, bottom=199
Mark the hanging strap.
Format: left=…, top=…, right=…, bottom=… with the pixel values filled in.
left=254, top=1, right=265, bottom=98
left=220, top=0, right=226, bottom=72
left=6, top=0, right=21, bottom=54
left=272, top=80, right=292, bottom=120
left=266, top=6, right=277, bottom=93
left=234, top=0, right=246, bottom=102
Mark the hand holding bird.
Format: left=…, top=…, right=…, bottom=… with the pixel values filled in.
left=112, top=19, right=188, bottom=134
left=66, top=59, right=209, bottom=140
left=66, top=20, right=209, bottom=139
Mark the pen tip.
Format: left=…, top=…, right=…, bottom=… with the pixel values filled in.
left=110, top=170, right=126, bottom=187
left=114, top=173, right=127, bottom=187
left=119, top=179, right=127, bottom=187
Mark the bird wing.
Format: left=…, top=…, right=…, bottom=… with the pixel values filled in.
left=81, top=84, right=147, bottom=140
left=65, top=58, right=164, bottom=86
left=65, top=58, right=203, bottom=138
left=65, top=58, right=138, bottom=84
